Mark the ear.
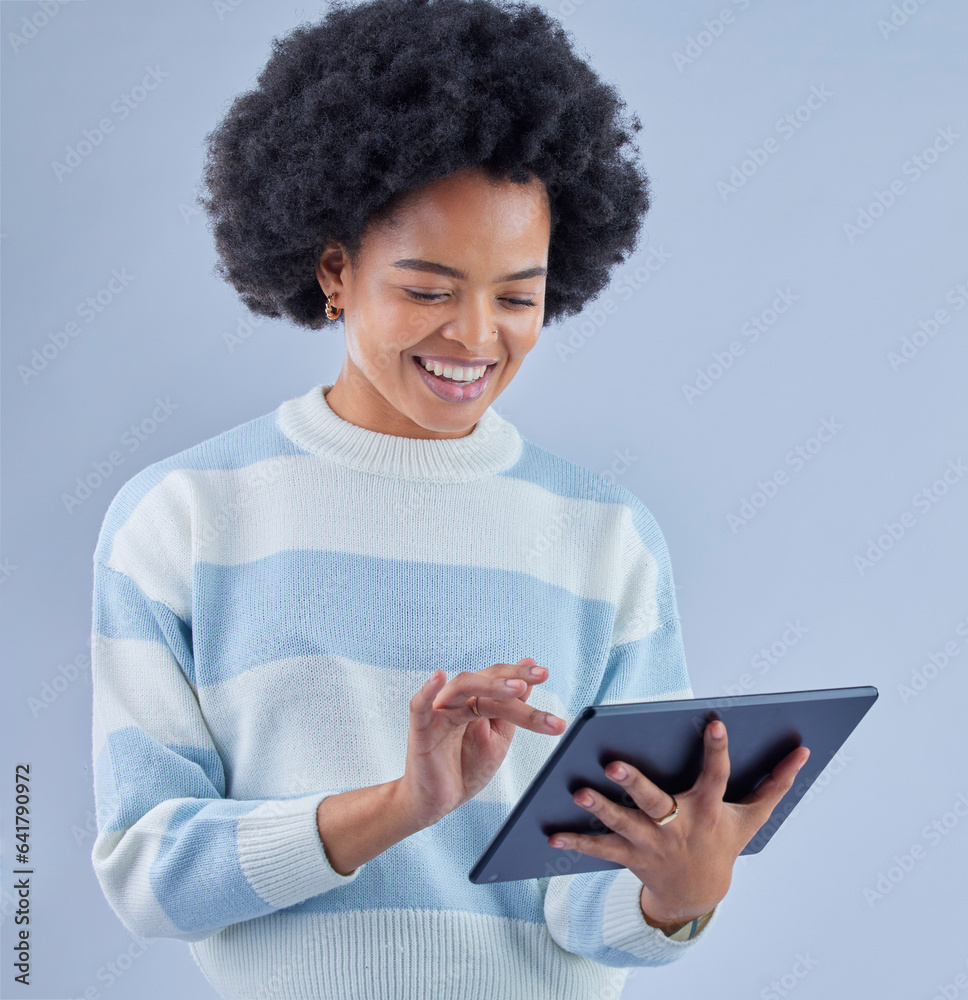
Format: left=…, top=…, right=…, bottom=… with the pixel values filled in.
left=316, top=241, right=351, bottom=297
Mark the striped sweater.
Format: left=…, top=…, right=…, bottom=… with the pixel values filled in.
left=89, top=382, right=720, bottom=1000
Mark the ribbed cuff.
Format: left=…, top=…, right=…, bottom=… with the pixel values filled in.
left=236, top=793, right=360, bottom=909
left=601, top=868, right=719, bottom=962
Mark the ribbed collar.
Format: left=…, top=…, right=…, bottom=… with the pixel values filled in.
left=276, top=383, right=523, bottom=483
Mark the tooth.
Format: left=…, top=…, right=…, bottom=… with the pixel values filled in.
left=420, top=358, right=487, bottom=382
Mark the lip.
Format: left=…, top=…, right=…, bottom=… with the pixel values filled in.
left=413, top=354, right=501, bottom=367
left=411, top=354, right=496, bottom=402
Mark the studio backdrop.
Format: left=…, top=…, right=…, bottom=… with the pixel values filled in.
left=2, top=1, right=966, bottom=998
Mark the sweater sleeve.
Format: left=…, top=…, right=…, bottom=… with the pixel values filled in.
left=90, top=554, right=360, bottom=943
left=542, top=497, right=721, bottom=966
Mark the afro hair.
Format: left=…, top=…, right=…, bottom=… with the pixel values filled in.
left=198, top=0, right=651, bottom=329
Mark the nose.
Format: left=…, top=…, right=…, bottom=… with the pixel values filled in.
left=442, top=293, right=501, bottom=351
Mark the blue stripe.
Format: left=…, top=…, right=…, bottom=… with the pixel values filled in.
left=504, top=439, right=678, bottom=619
left=591, top=619, right=690, bottom=707
left=501, top=439, right=631, bottom=506
left=95, top=727, right=225, bottom=833
left=149, top=799, right=274, bottom=933
left=284, top=798, right=545, bottom=923
left=94, top=411, right=309, bottom=566
left=191, top=550, right=615, bottom=694
left=93, top=561, right=196, bottom=686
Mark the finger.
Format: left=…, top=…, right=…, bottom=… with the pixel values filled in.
left=409, top=670, right=448, bottom=724
left=503, top=659, right=561, bottom=731
left=572, top=785, right=644, bottom=841
left=738, top=746, right=810, bottom=826
left=602, top=761, right=678, bottom=825
left=516, top=658, right=543, bottom=703
left=506, top=659, right=549, bottom=690
left=476, top=696, right=567, bottom=735
left=430, top=661, right=549, bottom=713
left=426, top=661, right=561, bottom=732
left=492, top=658, right=549, bottom=686
left=431, top=672, right=534, bottom=711
left=547, top=830, right=630, bottom=866
left=692, top=719, right=730, bottom=805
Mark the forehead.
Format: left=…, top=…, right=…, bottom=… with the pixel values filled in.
left=366, top=168, right=551, bottom=263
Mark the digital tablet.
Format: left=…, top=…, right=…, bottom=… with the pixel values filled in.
left=469, top=685, right=878, bottom=884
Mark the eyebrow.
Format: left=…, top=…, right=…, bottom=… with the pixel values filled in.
left=391, top=258, right=547, bottom=282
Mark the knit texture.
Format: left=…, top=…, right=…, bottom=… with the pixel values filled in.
left=89, top=383, right=720, bottom=1000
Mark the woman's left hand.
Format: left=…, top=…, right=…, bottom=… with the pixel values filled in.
left=548, top=719, right=810, bottom=924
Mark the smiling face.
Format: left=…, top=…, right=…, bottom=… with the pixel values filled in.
left=316, top=166, right=551, bottom=439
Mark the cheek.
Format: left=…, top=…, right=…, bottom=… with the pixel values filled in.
left=508, top=326, right=541, bottom=362
left=345, top=308, right=416, bottom=374
left=368, top=301, right=428, bottom=359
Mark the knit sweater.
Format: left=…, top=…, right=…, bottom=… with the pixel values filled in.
left=89, top=382, right=720, bottom=1000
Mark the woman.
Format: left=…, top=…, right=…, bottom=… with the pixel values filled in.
left=89, top=1, right=809, bottom=997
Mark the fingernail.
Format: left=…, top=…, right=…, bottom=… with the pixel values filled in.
left=506, top=678, right=524, bottom=689
left=546, top=714, right=563, bottom=728
left=711, top=722, right=724, bottom=739
left=609, top=765, right=627, bottom=780
left=529, top=666, right=544, bottom=677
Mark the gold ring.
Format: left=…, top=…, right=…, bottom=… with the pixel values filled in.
left=653, top=794, right=678, bottom=826
left=468, top=696, right=482, bottom=717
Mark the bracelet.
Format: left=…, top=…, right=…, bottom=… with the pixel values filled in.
left=667, top=906, right=715, bottom=941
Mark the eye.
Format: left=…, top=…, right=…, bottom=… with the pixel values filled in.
left=404, top=290, right=536, bottom=307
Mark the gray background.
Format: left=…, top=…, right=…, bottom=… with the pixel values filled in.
left=2, top=0, right=966, bottom=997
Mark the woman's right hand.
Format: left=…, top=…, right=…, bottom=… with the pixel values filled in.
left=398, top=657, right=566, bottom=829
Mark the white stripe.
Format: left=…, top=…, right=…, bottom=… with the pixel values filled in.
left=236, top=793, right=359, bottom=908
left=158, top=457, right=660, bottom=611
left=542, top=873, right=573, bottom=951
left=106, top=472, right=194, bottom=620
left=91, top=799, right=191, bottom=940
left=189, top=907, right=629, bottom=1000
left=602, top=866, right=697, bottom=960
left=201, top=653, right=569, bottom=803
left=93, top=634, right=215, bottom=756
left=107, top=459, right=663, bottom=643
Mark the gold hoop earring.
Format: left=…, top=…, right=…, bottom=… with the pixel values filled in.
left=324, top=292, right=342, bottom=321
